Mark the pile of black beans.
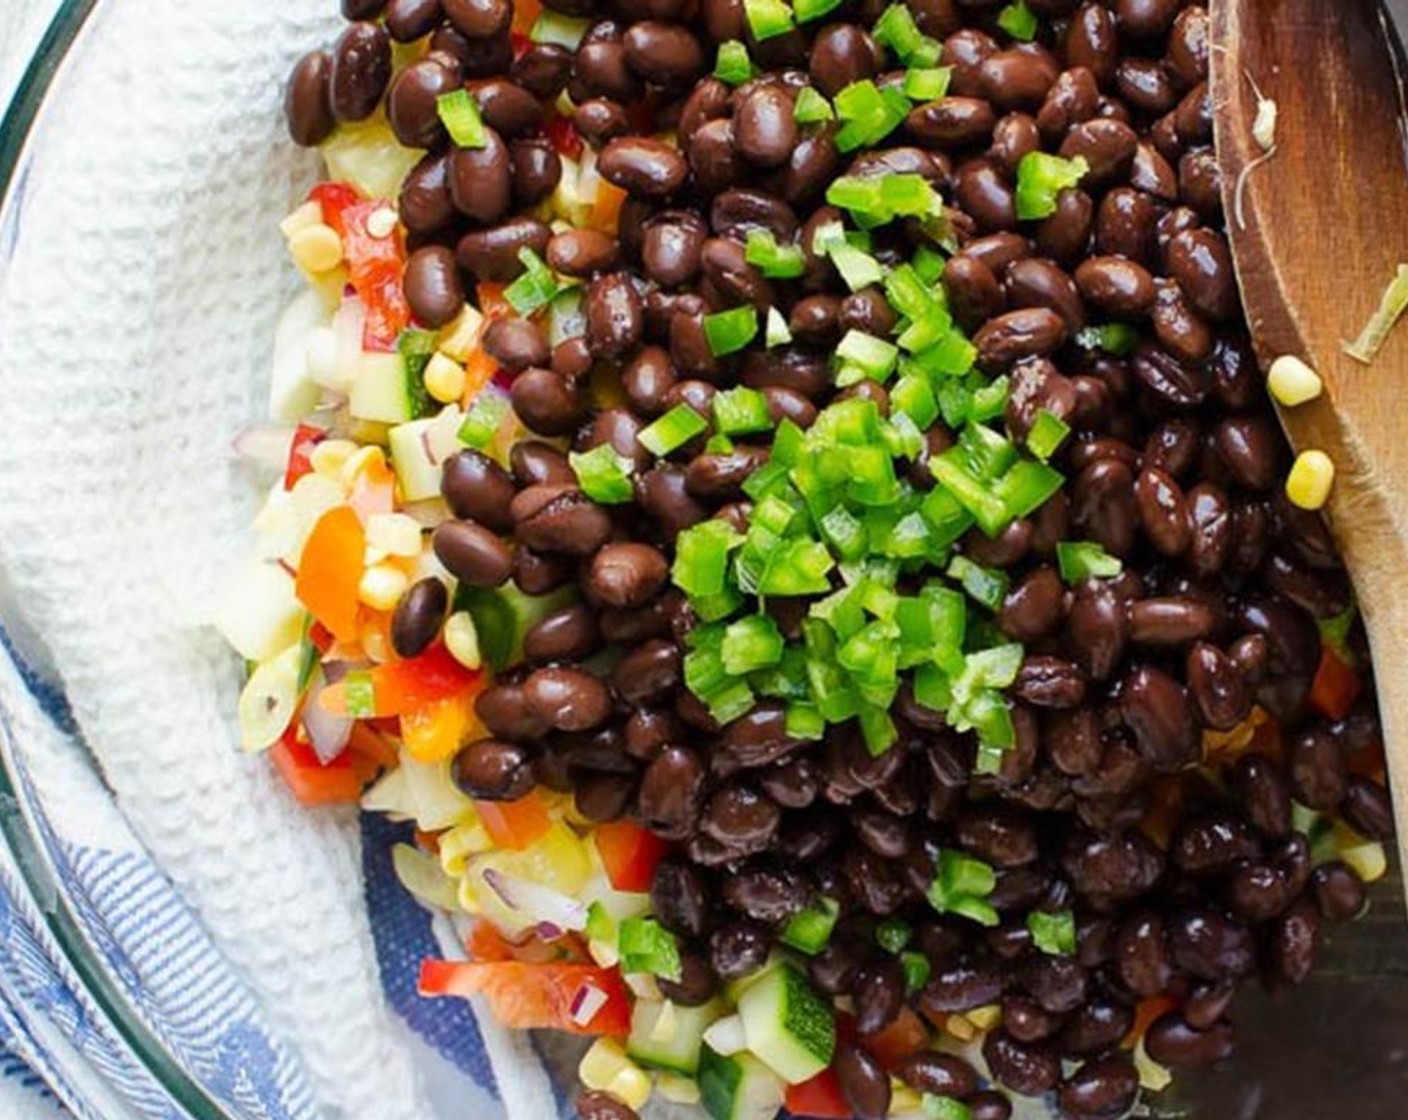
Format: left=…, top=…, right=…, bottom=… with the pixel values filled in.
left=287, top=1, right=1396, bottom=1117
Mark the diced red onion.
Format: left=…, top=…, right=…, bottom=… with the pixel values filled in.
left=568, top=981, right=609, bottom=1028
left=233, top=425, right=295, bottom=470
left=491, top=368, right=514, bottom=393
left=481, top=869, right=588, bottom=932
left=303, top=674, right=353, bottom=764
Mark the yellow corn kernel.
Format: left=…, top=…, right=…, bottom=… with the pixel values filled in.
left=1337, top=826, right=1388, bottom=883
left=279, top=200, right=324, bottom=239
left=579, top=1039, right=632, bottom=1093
left=1267, top=355, right=1323, bottom=407
left=444, top=610, right=482, bottom=671
left=945, top=1016, right=976, bottom=1042
left=438, top=304, right=486, bottom=362
left=366, top=206, right=400, bottom=239
left=287, top=223, right=345, bottom=273
left=347, top=419, right=392, bottom=446
left=1134, top=1039, right=1173, bottom=1092
left=367, top=513, right=424, bottom=557
left=607, top=1066, right=653, bottom=1112
left=890, top=1085, right=923, bottom=1114
left=1286, top=449, right=1335, bottom=511
left=965, top=1004, right=1002, bottom=1032
left=455, top=874, right=481, bottom=915
left=359, top=563, right=410, bottom=611
left=657, top=1075, right=700, bottom=1106
left=309, top=438, right=359, bottom=480
left=425, top=352, right=468, bottom=404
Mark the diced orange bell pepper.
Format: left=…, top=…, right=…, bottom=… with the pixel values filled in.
left=511, top=0, right=542, bottom=37
left=295, top=506, right=366, bottom=643
left=1309, top=644, right=1362, bottom=721
left=401, top=692, right=484, bottom=764
left=1123, top=995, right=1180, bottom=1049
left=864, top=1005, right=929, bottom=1069
left=593, top=821, right=669, bottom=894
left=461, top=348, right=501, bottom=408
left=467, top=920, right=517, bottom=963
left=348, top=447, right=397, bottom=521
left=474, top=790, right=552, bottom=851
left=476, top=282, right=513, bottom=320
left=587, top=180, right=628, bottom=237
left=418, top=960, right=632, bottom=1037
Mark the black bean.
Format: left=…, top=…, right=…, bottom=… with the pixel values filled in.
left=622, top=21, right=704, bottom=86
left=710, top=920, right=771, bottom=980
left=1121, top=664, right=1199, bottom=771
left=600, top=138, right=688, bottom=197
left=585, top=273, right=645, bottom=359
left=835, top=1045, right=891, bottom=1120
left=1168, top=907, right=1255, bottom=980
left=974, top=307, right=1069, bottom=368
left=1342, top=777, right=1395, bottom=841
left=285, top=51, right=335, bottom=146
left=330, top=22, right=392, bottom=123
left=444, top=0, right=510, bottom=38
left=576, top=1090, right=639, bottom=1120
left=450, top=128, right=514, bottom=225
left=1058, top=1053, right=1138, bottom=1120
left=433, top=519, right=513, bottom=588
left=852, top=956, right=906, bottom=1036
left=983, top=1030, right=1060, bottom=1097
left=1287, top=724, right=1348, bottom=811
left=457, top=218, right=551, bottom=282
left=523, top=603, right=600, bottom=665
left=510, top=138, right=561, bottom=205
left=921, top=964, right=1004, bottom=1014
left=511, top=368, right=586, bottom=436
left=968, top=1092, right=1013, bottom=1120
left=1145, top=1014, right=1234, bottom=1068
left=638, top=746, right=705, bottom=839
left=387, top=57, right=458, bottom=148
left=1312, top=861, right=1367, bottom=922
left=404, top=246, right=465, bottom=329
left=454, top=739, right=535, bottom=800
left=896, top=1051, right=979, bottom=1098
left=391, top=578, right=448, bottom=659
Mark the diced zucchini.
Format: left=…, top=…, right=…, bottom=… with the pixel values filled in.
left=212, top=560, right=305, bottom=662
left=736, top=964, right=836, bottom=1084
left=321, top=116, right=422, bottom=200
left=698, top=1047, right=787, bottom=1120
left=722, top=953, right=785, bottom=1006
left=350, top=350, right=431, bottom=424
left=453, top=583, right=576, bottom=670
left=628, top=998, right=727, bottom=1075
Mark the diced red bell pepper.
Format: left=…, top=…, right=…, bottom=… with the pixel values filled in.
left=418, top=960, right=632, bottom=1036
left=543, top=114, right=583, bottom=161
left=270, top=730, right=363, bottom=806
left=1123, top=995, right=1180, bottom=1050
left=474, top=790, right=553, bottom=851
left=593, top=821, right=669, bottom=894
left=785, top=1069, right=851, bottom=1119
left=1310, top=644, right=1362, bottom=721
left=284, top=423, right=326, bottom=490
left=322, top=642, right=485, bottom=719
left=308, top=182, right=409, bottom=347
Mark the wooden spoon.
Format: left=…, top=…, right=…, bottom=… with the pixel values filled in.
left=1212, top=0, right=1408, bottom=872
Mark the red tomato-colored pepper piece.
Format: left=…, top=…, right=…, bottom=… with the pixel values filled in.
left=295, top=506, right=366, bottom=644
left=284, top=424, right=326, bottom=490
left=1309, top=644, right=1362, bottom=721
left=543, top=114, right=583, bottom=161
left=270, top=730, right=363, bottom=806
left=309, top=183, right=410, bottom=348
left=785, top=1069, right=851, bottom=1120
left=309, top=181, right=362, bottom=231
left=474, top=790, right=553, bottom=851
left=417, top=960, right=632, bottom=1036
left=864, top=1005, right=928, bottom=1069
left=593, top=821, right=670, bottom=894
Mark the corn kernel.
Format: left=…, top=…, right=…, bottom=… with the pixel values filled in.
left=367, top=513, right=424, bottom=557
left=287, top=223, right=345, bottom=273
left=366, top=206, right=400, bottom=239
left=309, top=439, right=358, bottom=480
left=657, top=1074, right=700, bottom=1106
left=890, top=1085, right=923, bottom=1113
left=1134, top=1039, right=1173, bottom=1092
left=945, top=1015, right=976, bottom=1042
left=1268, top=355, right=1324, bottom=407
left=440, top=821, right=492, bottom=877
left=279, top=201, right=324, bottom=238
left=456, top=875, right=481, bottom=916
left=1286, top=449, right=1335, bottom=511
left=444, top=610, right=483, bottom=670
left=425, top=352, right=468, bottom=404
left=607, top=1066, right=653, bottom=1112
left=579, top=1039, right=632, bottom=1093
left=1337, top=827, right=1388, bottom=883
left=438, top=304, right=486, bottom=362
left=965, top=1003, right=1002, bottom=1031
left=359, top=564, right=410, bottom=611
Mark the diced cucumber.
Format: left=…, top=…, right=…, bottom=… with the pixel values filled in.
left=350, top=351, right=420, bottom=423
left=388, top=407, right=463, bottom=503
left=453, top=583, right=576, bottom=670
left=736, top=964, right=835, bottom=1084
left=321, top=116, right=422, bottom=201
left=698, top=1047, right=786, bottom=1120
left=628, top=998, right=726, bottom=1075
left=723, top=953, right=785, bottom=1006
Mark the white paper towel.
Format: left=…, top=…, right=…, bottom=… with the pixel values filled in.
left=0, top=2, right=492, bottom=1117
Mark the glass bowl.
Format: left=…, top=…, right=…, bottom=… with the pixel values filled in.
left=0, top=3, right=1406, bottom=1119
